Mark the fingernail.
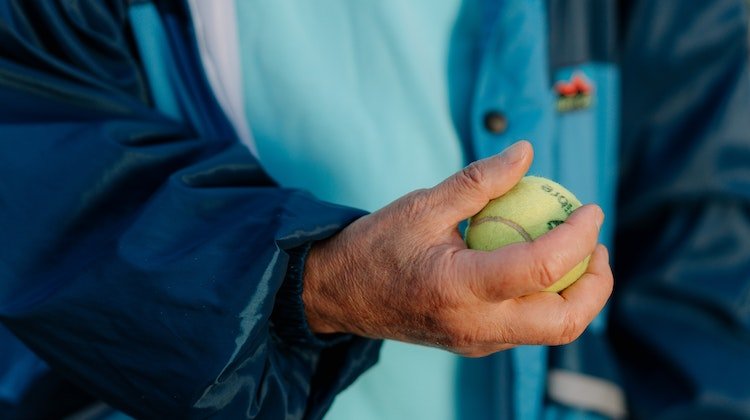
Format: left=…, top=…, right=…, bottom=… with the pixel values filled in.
left=595, top=207, right=604, bottom=231
left=501, top=141, right=528, bottom=164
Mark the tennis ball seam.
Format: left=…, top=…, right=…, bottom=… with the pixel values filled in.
left=471, top=216, right=533, bottom=242
left=465, top=176, right=589, bottom=293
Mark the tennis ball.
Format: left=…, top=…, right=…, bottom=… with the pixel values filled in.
left=465, top=176, right=590, bottom=292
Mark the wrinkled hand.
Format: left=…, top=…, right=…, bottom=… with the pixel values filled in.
left=302, top=141, right=613, bottom=357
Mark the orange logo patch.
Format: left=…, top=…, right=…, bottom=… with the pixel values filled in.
left=555, top=72, right=593, bottom=112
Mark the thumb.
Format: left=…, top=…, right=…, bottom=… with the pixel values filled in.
left=429, top=140, right=533, bottom=226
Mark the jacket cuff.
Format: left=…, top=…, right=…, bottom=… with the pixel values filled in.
left=271, top=242, right=350, bottom=349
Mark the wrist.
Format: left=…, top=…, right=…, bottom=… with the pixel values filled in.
left=302, top=238, right=345, bottom=334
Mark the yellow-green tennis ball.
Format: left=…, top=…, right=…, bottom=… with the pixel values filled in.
left=465, top=176, right=590, bottom=293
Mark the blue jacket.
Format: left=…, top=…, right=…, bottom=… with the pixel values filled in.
left=0, top=1, right=380, bottom=418
left=0, top=0, right=749, bottom=419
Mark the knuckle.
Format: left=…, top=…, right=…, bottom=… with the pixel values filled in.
left=400, top=188, right=431, bottom=218
left=457, top=162, right=486, bottom=190
left=556, top=311, right=585, bottom=345
left=531, top=250, right=562, bottom=289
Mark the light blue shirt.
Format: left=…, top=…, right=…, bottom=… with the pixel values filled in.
left=235, top=2, right=476, bottom=419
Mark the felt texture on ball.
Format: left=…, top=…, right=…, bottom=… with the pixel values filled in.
left=465, top=176, right=590, bottom=292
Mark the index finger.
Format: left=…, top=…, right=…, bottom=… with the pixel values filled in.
left=458, top=204, right=604, bottom=301
left=495, top=244, right=614, bottom=346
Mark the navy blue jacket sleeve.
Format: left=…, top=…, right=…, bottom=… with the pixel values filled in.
left=613, top=1, right=750, bottom=418
left=0, top=1, right=380, bottom=418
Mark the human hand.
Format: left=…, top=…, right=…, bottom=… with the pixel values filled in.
left=302, top=141, right=613, bottom=357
